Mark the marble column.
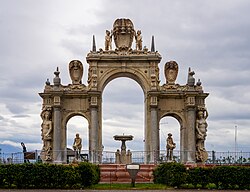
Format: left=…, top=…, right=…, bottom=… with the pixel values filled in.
left=89, top=107, right=98, bottom=163
left=186, top=107, right=196, bottom=163
left=53, top=106, right=63, bottom=163
left=150, top=107, right=159, bottom=163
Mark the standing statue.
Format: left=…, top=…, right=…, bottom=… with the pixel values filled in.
left=115, top=149, right=121, bottom=164
left=135, top=30, right=142, bottom=51
left=166, top=133, right=176, bottom=161
left=73, top=133, right=82, bottom=159
left=126, top=149, right=132, bottom=164
left=196, top=108, right=209, bottom=162
left=69, top=60, right=83, bottom=85
left=105, top=30, right=112, bottom=51
left=41, top=107, right=53, bottom=161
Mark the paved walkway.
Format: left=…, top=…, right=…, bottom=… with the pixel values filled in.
left=0, top=190, right=248, bottom=192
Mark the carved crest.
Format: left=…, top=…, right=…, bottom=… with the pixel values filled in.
left=69, top=60, right=83, bottom=85
left=165, top=61, right=178, bottom=84
left=113, top=18, right=135, bottom=51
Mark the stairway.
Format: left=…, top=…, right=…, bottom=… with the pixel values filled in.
left=99, top=164, right=156, bottom=183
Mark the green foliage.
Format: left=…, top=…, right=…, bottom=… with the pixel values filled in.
left=153, top=163, right=250, bottom=190
left=153, top=162, right=187, bottom=187
left=76, top=162, right=100, bottom=187
left=186, top=167, right=212, bottom=188
left=211, top=166, right=250, bottom=189
left=0, top=162, right=100, bottom=189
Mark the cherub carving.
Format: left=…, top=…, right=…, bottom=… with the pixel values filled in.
left=135, top=30, right=142, bottom=50
left=105, top=30, right=112, bottom=51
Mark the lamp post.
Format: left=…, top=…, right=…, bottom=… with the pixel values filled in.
left=235, top=125, right=237, bottom=162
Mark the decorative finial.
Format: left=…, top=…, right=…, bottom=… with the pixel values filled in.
left=187, top=67, right=195, bottom=86
left=151, top=35, right=155, bottom=52
left=53, top=67, right=61, bottom=86
left=92, top=35, right=96, bottom=52
left=45, top=78, right=50, bottom=85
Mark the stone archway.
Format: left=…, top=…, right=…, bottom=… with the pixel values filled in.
left=102, top=77, right=144, bottom=151
left=39, top=18, right=209, bottom=164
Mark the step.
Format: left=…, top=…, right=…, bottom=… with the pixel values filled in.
left=99, top=164, right=156, bottom=183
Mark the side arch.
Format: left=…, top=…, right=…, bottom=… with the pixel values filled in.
left=159, top=111, right=187, bottom=162
left=61, top=112, right=90, bottom=160
left=62, top=112, right=90, bottom=129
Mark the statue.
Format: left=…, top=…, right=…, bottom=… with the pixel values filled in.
left=41, top=107, right=53, bottom=161
left=126, top=149, right=132, bottom=164
left=196, top=107, right=209, bottom=162
left=115, top=149, right=121, bottom=164
left=166, top=133, right=176, bottom=161
left=105, top=30, right=112, bottom=51
left=73, top=133, right=82, bottom=159
left=135, top=30, right=142, bottom=50
left=69, top=60, right=83, bottom=85
left=165, top=61, right=179, bottom=85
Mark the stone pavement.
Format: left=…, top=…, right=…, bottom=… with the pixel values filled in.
left=0, top=190, right=248, bottom=192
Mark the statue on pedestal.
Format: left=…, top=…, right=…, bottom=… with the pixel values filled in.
left=73, top=133, right=82, bottom=159
left=166, top=133, right=176, bottom=161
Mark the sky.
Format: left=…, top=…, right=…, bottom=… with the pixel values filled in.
left=0, top=0, right=250, bottom=155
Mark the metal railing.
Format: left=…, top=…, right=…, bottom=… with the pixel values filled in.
left=0, top=149, right=249, bottom=165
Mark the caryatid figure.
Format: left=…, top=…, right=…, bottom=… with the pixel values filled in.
left=41, top=107, right=53, bottom=161
left=196, top=107, right=209, bottom=162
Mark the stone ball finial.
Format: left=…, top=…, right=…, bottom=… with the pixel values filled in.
left=112, top=18, right=135, bottom=51
left=53, top=67, right=61, bottom=86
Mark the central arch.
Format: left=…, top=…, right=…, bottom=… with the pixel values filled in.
left=102, top=77, right=144, bottom=153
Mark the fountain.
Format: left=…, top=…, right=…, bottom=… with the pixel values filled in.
left=114, top=135, right=133, bottom=164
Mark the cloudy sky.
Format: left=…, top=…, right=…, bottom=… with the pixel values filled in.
left=0, top=0, right=250, bottom=155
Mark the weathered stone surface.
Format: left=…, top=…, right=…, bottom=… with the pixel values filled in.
left=39, top=18, right=209, bottom=164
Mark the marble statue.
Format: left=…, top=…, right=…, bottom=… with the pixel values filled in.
left=115, top=149, right=121, bottom=164
left=196, top=107, right=209, bottom=162
left=41, top=107, right=53, bottom=161
left=135, top=30, right=142, bottom=51
left=69, top=60, right=83, bottom=85
left=166, top=133, right=176, bottom=161
left=165, top=61, right=179, bottom=85
left=105, top=30, right=112, bottom=51
left=73, top=133, right=82, bottom=159
left=126, top=149, right=132, bottom=164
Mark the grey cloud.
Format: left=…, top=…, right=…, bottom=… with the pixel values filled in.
left=1, top=0, right=250, bottom=153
